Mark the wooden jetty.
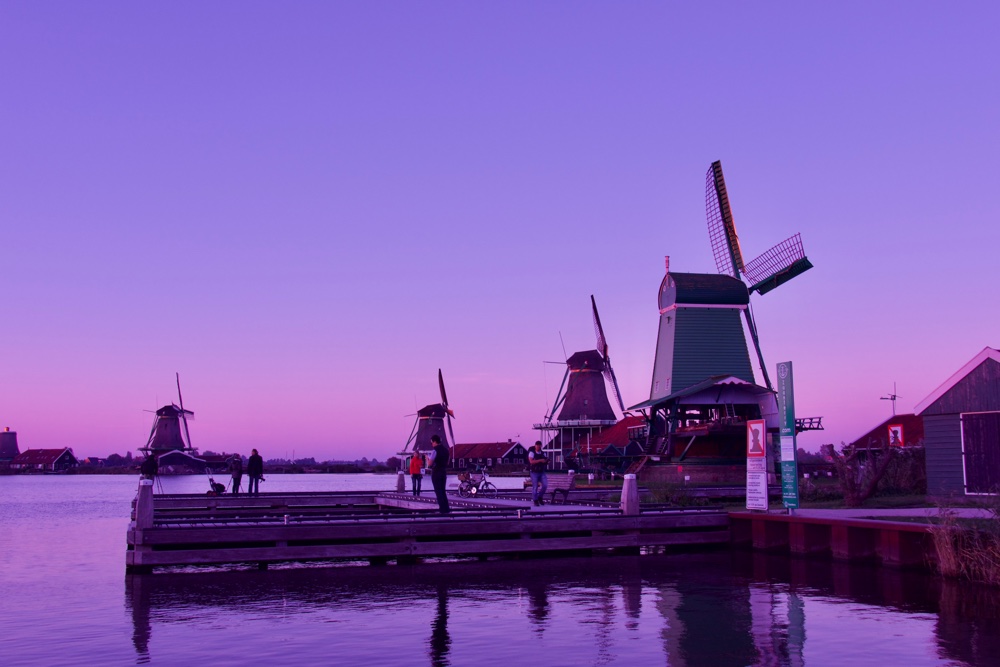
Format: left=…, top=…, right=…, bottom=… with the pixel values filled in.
left=126, top=477, right=729, bottom=573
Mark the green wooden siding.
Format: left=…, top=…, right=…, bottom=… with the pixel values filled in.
left=670, top=308, right=754, bottom=392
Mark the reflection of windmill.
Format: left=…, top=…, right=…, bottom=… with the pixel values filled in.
left=402, top=369, right=455, bottom=455
left=535, top=296, right=625, bottom=467
left=706, top=160, right=813, bottom=390
left=139, top=373, right=196, bottom=457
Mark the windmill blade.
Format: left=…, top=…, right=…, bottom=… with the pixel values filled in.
left=742, top=233, right=813, bottom=295
left=545, top=366, right=571, bottom=422
left=706, top=160, right=745, bottom=279
left=591, top=295, right=608, bottom=358
left=743, top=305, right=773, bottom=391
left=403, top=417, right=419, bottom=452
left=176, top=373, right=194, bottom=451
left=446, top=413, right=456, bottom=449
left=593, top=294, right=626, bottom=413
left=605, top=365, right=627, bottom=414
left=438, top=369, right=449, bottom=408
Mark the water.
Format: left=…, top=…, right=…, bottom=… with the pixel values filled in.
left=2, top=475, right=999, bottom=666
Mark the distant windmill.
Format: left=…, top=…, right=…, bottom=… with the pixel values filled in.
left=705, top=160, right=813, bottom=390
left=544, top=295, right=626, bottom=423
left=402, top=369, right=456, bottom=455
left=139, top=373, right=196, bottom=457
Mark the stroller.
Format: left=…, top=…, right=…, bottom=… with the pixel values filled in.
left=206, top=476, right=227, bottom=496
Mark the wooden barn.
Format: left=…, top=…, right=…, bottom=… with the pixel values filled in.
left=914, top=347, right=1000, bottom=496
left=452, top=441, right=528, bottom=471
left=10, top=448, right=79, bottom=472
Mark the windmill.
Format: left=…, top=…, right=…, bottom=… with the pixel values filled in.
left=706, top=160, right=813, bottom=390
left=402, top=369, right=456, bottom=455
left=535, top=296, right=625, bottom=466
left=139, top=373, right=196, bottom=458
left=628, top=161, right=818, bottom=472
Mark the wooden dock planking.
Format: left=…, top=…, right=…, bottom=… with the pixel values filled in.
left=127, top=485, right=729, bottom=572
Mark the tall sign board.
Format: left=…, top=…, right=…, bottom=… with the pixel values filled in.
left=745, top=418, right=768, bottom=510
left=776, top=361, right=799, bottom=509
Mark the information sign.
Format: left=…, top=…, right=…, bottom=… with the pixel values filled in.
left=776, top=361, right=800, bottom=509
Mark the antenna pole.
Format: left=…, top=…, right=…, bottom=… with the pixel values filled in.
left=880, top=382, right=899, bottom=416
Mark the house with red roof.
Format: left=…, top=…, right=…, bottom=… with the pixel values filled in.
left=452, top=441, right=528, bottom=471
left=10, top=448, right=79, bottom=472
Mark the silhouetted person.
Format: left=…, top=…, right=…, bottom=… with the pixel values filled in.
left=430, top=435, right=450, bottom=514
left=140, top=454, right=157, bottom=480
left=528, top=441, right=548, bottom=506
left=247, top=449, right=264, bottom=495
left=229, top=455, right=243, bottom=495
left=409, top=452, right=424, bottom=496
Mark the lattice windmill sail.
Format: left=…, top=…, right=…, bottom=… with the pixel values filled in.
left=705, top=160, right=813, bottom=389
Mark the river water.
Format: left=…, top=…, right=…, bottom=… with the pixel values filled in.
left=1, top=474, right=998, bottom=666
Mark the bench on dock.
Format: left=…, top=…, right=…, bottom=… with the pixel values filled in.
left=547, top=474, right=576, bottom=504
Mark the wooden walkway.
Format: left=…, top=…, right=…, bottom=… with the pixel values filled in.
left=127, top=481, right=729, bottom=573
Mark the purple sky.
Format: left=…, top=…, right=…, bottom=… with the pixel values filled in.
left=2, top=3, right=998, bottom=461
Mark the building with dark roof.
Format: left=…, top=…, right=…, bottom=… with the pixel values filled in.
left=452, top=441, right=527, bottom=470
left=915, top=347, right=1000, bottom=496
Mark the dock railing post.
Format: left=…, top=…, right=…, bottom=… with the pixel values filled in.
left=136, top=479, right=154, bottom=529
left=621, top=473, right=639, bottom=515
left=396, top=470, right=405, bottom=493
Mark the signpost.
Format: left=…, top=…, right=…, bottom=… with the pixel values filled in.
left=776, top=361, right=800, bottom=510
left=745, top=418, right=768, bottom=510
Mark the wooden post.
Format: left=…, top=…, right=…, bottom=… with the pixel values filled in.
left=621, top=473, right=639, bottom=515
left=396, top=470, right=405, bottom=493
left=135, top=479, right=154, bottom=529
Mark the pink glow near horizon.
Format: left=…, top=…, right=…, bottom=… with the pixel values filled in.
left=2, top=4, right=998, bottom=461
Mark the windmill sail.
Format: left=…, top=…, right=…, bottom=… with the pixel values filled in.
left=706, top=160, right=744, bottom=279
left=591, top=295, right=626, bottom=413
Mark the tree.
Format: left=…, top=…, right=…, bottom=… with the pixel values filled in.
left=830, top=442, right=897, bottom=507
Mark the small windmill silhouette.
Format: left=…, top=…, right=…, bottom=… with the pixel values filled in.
left=402, top=369, right=455, bottom=455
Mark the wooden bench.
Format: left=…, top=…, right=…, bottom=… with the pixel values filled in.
left=546, top=474, right=576, bottom=504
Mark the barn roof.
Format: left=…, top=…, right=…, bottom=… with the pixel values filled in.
left=630, top=375, right=771, bottom=410
left=848, top=413, right=924, bottom=449
left=453, top=442, right=523, bottom=460
left=578, top=416, right=645, bottom=453
left=914, top=347, right=1000, bottom=414
left=12, top=448, right=76, bottom=465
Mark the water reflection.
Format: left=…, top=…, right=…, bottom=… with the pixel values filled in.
left=123, top=552, right=1000, bottom=666
left=430, top=585, right=450, bottom=667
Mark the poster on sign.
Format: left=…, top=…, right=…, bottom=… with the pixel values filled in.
left=888, top=424, right=904, bottom=447
left=746, top=419, right=768, bottom=510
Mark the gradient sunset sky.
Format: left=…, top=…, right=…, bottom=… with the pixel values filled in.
left=2, top=3, right=998, bottom=460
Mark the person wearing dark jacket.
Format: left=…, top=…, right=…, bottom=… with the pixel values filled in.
left=247, top=449, right=264, bottom=496
left=229, top=455, right=243, bottom=494
left=430, top=435, right=450, bottom=514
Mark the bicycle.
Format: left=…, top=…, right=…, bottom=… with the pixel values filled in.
left=457, top=467, right=498, bottom=498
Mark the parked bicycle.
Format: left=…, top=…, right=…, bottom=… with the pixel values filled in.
left=457, top=467, right=498, bottom=498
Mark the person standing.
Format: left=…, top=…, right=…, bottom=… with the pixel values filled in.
left=229, top=455, right=243, bottom=495
left=430, top=435, right=450, bottom=514
left=528, top=441, right=549, bottom=506
left=247, top=448, right=264, bottom=496
left=409, top=452, right=424, bottom=496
